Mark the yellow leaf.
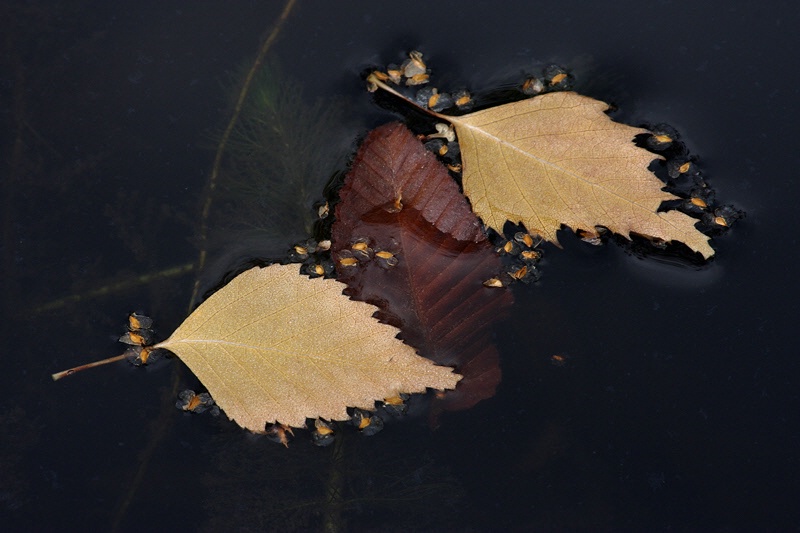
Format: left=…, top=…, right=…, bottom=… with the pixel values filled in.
left=155, top=264, right=460, bottom=431
left=448, top=92, right=713, bottom=258
left=366, top=75, right=713, bottom=258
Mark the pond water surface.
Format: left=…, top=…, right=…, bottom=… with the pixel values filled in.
left=2, top=1, right=798, bottom=531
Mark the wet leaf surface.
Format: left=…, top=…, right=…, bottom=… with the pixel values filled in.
left=332, top=123, right=512, bottom=413
left=155, top=263, right=460, bottom=430
left=447, top=91, right=715, bottom=258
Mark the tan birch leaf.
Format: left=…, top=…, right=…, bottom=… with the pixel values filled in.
left=154, top=264, right=460, bottom=431
left=447, top=91, right=714, bottom=258
left=367, top=75, right=714, bottom=258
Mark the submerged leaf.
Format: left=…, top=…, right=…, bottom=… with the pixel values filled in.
left=155, top=264, right=460, bottom=431
left=332, top=123, right=512, bottom=413
left=334, top=123, right=485, bottom=243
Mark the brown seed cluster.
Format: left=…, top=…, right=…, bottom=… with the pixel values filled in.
left=286, top=238, right=335, bottom=279
left=643, top=122, right=743, bottom=236
left=176, top=389, right=219, bottom=415
left=275, top=393, right=411, bottom=447
left=335, top=238, right=400, bottom=271
left=522, top=64, right=572, bottom=95
left=119, top=312, right=158, bottom=366
left=369, top=50, right=473, bottom=116
left=484, top=231, right=543, bottom=287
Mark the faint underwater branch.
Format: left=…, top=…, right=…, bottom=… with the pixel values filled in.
left=30, top=262, right=194, bottom=315
left=188, top=0, right=298, bottom=311
left=113, top=4, right=300, bottom=530
left=114, top=4, right=300, bottom=531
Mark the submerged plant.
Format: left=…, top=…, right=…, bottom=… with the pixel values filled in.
left=214, top=63, right=349, bottom=242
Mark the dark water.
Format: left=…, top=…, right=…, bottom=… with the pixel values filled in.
left=2, top=1, right=798, bottom=530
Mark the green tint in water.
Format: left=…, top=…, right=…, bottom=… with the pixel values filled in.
left=200, top=62, right=358, bottom=291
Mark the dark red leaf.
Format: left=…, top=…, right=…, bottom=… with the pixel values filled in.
left=332, top=122, right=512, bottom=416
left=333, top=122, right=486, bottom=243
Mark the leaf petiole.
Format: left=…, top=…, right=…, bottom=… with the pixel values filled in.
left=51, top=353, right=127, bottom=381
left=367, top=72, right=449, bottom=121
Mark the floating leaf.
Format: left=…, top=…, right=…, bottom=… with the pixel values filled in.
left=332, top=123, right=512, bottom=413
left=368, top=76, right=714, bottom=258
left=154, top=264, right=460, bottom=431
left=447, top=91, right=713, bottom=258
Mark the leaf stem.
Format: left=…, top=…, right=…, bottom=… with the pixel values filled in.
left=366, top=73, right=449, bottom=122
left=51, top=353, right=127, bottom=381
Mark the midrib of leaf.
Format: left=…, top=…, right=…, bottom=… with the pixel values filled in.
left=451, top=115, right=677, bottom=225
left=159, top=337, right=400, bottom=368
